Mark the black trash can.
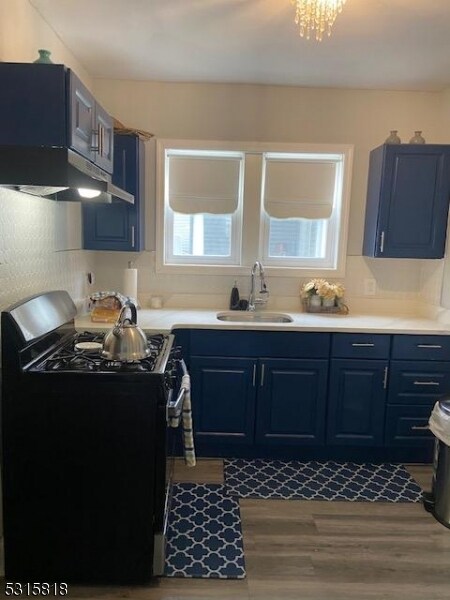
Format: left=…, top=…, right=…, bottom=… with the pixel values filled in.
left=423, top=397, right=450, bottom=528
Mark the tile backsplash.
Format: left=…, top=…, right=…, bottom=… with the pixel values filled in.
left=0, top=188, right=94, bottom=314
left=90, top=250, right=426, bottom=314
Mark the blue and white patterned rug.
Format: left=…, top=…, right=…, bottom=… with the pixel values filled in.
left=164, top=483, right=246, bottom=579
left=224, top=459, right=422, bottom=502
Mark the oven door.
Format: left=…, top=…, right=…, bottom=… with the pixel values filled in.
left=152, top=360, right=189, bottom=576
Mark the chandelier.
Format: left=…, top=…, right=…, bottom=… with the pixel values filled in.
left=292, top=0, right=347, bottom=41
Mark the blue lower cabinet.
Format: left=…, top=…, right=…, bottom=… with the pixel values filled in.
left=388, top=361, right=450, bottom=405
left=327, top=359, right=388, bottom=446
left=255, top=359, right=328, bottom=446
left=385, top=405, right=434, bottom=447
left=190, top=356, right=256, bottom=445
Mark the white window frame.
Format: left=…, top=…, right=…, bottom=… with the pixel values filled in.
left=260, top=152, right=345, bottom=270
left=156, top=139, right=353, bottom=277
left=161, top=145, right=244, bottom=268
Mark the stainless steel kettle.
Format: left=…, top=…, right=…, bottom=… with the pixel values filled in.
left=102, top=303, right=150, bottom=361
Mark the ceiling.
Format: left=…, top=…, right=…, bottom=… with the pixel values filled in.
left=30, top=0, right=450, bottom=91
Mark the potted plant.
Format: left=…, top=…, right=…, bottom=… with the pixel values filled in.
left=301, top=279, right=346, bottom=313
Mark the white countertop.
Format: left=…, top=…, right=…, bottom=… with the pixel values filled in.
left=75, top=308, right=450, bottom=336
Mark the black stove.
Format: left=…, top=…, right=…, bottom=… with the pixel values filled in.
left=35, top=331, right=170, bottom=373
left=1, top=291, right=186, bottom=584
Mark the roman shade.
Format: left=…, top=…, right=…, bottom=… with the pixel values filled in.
left=168, top=154, right=241, bottom=215
left=263, top=157, right=338, bottom=220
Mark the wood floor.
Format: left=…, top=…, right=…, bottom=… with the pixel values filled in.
left=3, top=460, right=450, bottom=600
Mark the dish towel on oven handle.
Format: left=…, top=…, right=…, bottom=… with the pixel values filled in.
left=169, top=361, right=196, bottom=467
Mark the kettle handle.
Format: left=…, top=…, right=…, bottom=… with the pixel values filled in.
left=113, top=303, right=137, bottom=336
left=127, top=302, right=137, bottom=324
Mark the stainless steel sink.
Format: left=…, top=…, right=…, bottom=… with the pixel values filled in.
left=216, top=311, right=293, bottom=323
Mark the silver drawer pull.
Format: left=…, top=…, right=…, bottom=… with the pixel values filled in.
left=413, top=381, right=440, bottom=386
left=411, top=425, right=429, bottom=431
left=252, top=364, right=256, bottom=387
left=351, top=343, right=375, bottom=347
left=417, top=344, right=442, bottom=349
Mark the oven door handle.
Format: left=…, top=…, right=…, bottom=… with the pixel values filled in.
left=168, top=386, right=187, bottom=419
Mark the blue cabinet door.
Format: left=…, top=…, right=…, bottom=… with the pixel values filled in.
left=327, top=359, right=388, bottom=446
left=363, top=144, right=450, bottom=258
left=255, top=359, right=328, bottom=446
left=69, top=70, right=114, bottom=173
left=93, top=102, right=114, bottom=174
left=190, top=356, right=256, bottom=445
left=82, top=134, right=145, bottom=251
left=68, top=70, right=96, bottom=164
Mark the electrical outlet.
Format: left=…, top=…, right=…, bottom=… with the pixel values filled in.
left=364, top=278, right=376, bottom=296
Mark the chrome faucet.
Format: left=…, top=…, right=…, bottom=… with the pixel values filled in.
left=248, top=261, right=269, bottom=311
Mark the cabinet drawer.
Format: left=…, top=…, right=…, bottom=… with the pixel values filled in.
left=392, top=335, right=450, bottom=360
left=388, top=361, right=450, bottom=405
left=385, top=405, right=434, bottom=446
left=190, top=330, right=330, bottom=358
left=332, top=334, right=390, bottom=359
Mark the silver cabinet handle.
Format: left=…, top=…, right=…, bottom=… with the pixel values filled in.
left=411, top=425, right=429, bottom=431
left=351, top=343, right=375, bottom=347
left=91, top=127, right=100, bottom=152
left=417, top=344, right=442, bottom=349
left=380, top=231, right=385, bottom=253
left=383, top=366, right=388, bottom=390
left=260, top=363, right=265, bottom=387
left=252, top=364, right=256, bottom=387
left=131, top=226, right=135, bottom=248
left=413, top=381, right=440, bottom=386
left=100, top=124, right=105, bottom=157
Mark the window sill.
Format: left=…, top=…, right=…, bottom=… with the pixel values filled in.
left=155, top=262, right=346, bottom=278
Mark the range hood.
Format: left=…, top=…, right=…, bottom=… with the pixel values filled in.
left=0, top=145, right=134, bottom=204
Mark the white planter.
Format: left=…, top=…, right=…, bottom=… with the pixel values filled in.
left=309, top=295, right=322, bottom=308
left=322, top=298, right=336, bottom=308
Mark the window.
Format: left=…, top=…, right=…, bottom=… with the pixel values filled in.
left=157, top=141, right=352, bottom=276
left=261, top=152, right=345, bottom=269
left=163, top=149, right=243, bottom=265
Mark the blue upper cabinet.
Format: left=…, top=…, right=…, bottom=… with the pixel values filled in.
left=0, top=63, right=113, bottom=174
left=363, top=144, right=450, bottom=258
left=83, top=134, right=145, bottom=251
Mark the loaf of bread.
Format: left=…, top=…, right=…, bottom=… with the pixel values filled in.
left=90, top=292, right=124, bottom=323
left=91, top=306, right=121, bottom=323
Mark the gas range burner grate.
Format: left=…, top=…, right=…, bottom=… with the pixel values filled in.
left=102, top=359, right=157, bottom=372
left=39, top=332, right=170, bottom=373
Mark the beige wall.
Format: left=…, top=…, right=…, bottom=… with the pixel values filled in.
left=0, top=0, right=92, bottom=87
left=92, top=79, right=447, bottom=307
